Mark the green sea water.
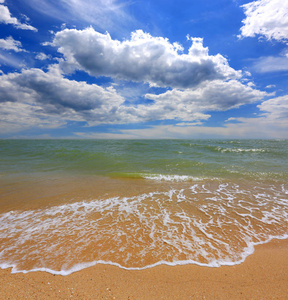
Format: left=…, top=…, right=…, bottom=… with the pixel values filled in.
left=0, top=139, right=287, bottom=181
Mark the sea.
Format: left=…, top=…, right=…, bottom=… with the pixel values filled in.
left=0, top=139, right=287, bottom=275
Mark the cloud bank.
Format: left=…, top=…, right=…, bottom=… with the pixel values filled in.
left=75, top=94, right=288, bottom=140
left=0, top=62, right=267, bottom=134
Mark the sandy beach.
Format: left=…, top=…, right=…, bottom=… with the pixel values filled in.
left=1, top=238, right=287, bottom=300
left=1, top=140, right=288, bottom=299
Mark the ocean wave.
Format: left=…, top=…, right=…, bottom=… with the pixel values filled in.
left=216, top=147, right=267, bottom=153
left=143, top=174, right=207, bottom=182
left=2, top=234, right=288, bottom=276
left=108, top=173, right=210, bottom=181
left=0, top=180, right=287, bottom=275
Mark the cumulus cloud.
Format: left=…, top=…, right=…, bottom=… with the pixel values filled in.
left=0, top=68, right=149, bottom=132
left=0, top=36, right=24, bottom=52
left=0, top=101, right=67, bottom=134
left=0, top=22, right=269, bottom=135
left=0, top=3, right=37, bottom=31
left=0, top=68, right=168, bottom=131
left=0, top=68, right=124, bottom=111
left=84, top=80, right=267, bottom=125
left=0, top=63, right=267, bottom=134
left=109, top=105, right=210, bottom=126
left=51, top=28, right=241, bottom=88
left=258, top=94, right=288, bottom=119
left=145, top=80, right=267, bottom=115
left=0, top=68, right=130, bottom=133
left=239, top=0, right=288, bottom=42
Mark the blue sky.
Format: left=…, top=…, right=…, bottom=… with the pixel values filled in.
left=0, top=0, right=288, bottom=139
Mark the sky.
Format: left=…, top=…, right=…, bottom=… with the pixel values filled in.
left=0, top=0, right=288, bottom=139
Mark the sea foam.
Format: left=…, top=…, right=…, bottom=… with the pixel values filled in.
left=0, top=180, right=287, bottom=275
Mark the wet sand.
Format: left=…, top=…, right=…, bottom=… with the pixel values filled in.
left=1, top=239, right=287, bottom=300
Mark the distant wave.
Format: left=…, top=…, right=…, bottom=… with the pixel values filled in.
left=109, top=173, right=210, bottom=182
left=143, top=174, right=208, bottom=182
left=216, top=147, right=267, bottom=153
left=178, top=142, right=267, bottom=154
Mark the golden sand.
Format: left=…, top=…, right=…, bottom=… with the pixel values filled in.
left=1, top=175, right=288, bottom=298
left=0, top=238, right=287, bottom=300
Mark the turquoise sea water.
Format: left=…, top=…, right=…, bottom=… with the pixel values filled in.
left=0, top=139, right=287, bottom=275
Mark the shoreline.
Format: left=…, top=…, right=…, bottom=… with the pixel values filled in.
left=1, top=238, right=287, bottom=299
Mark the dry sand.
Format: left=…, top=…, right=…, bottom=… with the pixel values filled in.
left=0, top=239, right=287, bottom=300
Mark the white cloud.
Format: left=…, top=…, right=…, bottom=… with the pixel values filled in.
left=0, top=68, right=124, bottom=109
left=74, top=101, right=288, bottom=139
left=0, top=36, right=24, bottom=52
left=0, top=102, right=67, bottom=134
left=74, top=94, right=288, bottom=140
left=258, top=94, right=288, bottom=119
left=0, top=52, right=25, bottom=68
left=0, top=4, right=18, bottom=25
left=51, top=28, right=241, bottom=88
left=240, top=1, right=288, bottom=76
left=0, top=3, right=37, bottom=31
left=239, top=0, right=288, bottom=42
left=35, top=52, right=52, bottom=60
left=251, top=54, right=288, bottom=73
left=62, top=0, right=133, bottom=28
left=74, top=118, right=288, bottom=139
left=265, top=84, right=276, bottom=89
left=0, top=22, right=269, bottom=135
left=0, top=68, right=128, bottom=132
left=145, top=80, right=267, bottom=116
left=222, top=94, right=288, bottom=138
left=21, top=0, right=134, bottom=33
left=74, top=131, right=137, bottom=139
left=0, top=57, right=269, bottom=135
left=89, top=79, right=266, bottom=125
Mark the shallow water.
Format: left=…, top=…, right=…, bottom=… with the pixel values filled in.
left=0, top=139, right=287, bottom=274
